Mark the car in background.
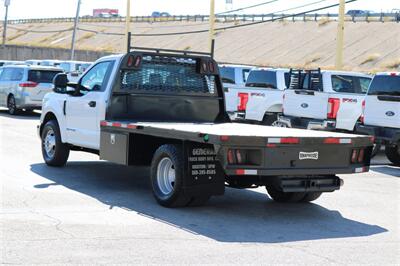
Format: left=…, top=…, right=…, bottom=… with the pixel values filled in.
left=151, top=11, right=171, bottom=17
left=231, top=68, right=290, bottom=124
left=40, top=60, right=61, bottom=67
left=0, top=60, right=25, bottom=66
left=356, top=72, right=400, bottom=165
left=0, top=65, right=63, bottom=115
left=25, top=60, right=42, bottom=66
left=59, top=61, right=92, bottom=82
left=219, top=64, right=252, bottom=114
left=346, top=10, right=371, bottom=16
left=276, top=69, right=372, bottom=132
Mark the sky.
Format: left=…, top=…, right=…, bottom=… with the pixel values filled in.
left=1, top=0, right=399, bottom=19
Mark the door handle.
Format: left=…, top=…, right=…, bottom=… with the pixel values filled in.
left=88, top=101, right=96, bottom=108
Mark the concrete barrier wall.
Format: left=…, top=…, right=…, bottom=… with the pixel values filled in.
left=0, top=45, right=112, bottom=62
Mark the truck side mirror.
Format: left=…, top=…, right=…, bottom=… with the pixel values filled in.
left=53, top=73, right=68, bottom=92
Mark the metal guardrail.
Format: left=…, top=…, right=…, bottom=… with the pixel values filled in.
left=3, top=13, right=400, bottom=25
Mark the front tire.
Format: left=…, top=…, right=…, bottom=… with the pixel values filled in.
left=385, top=143, right=400, bottom=166
left=7, top=95, right=20, bottom=115
left=41, top=120, right=70, bottom=167
left=150, top=144, right=191, bottom=208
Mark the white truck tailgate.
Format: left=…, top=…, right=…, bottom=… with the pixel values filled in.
left=283, top=90, right=329, bottom=120
left=364, top=96, right=400, bottom=128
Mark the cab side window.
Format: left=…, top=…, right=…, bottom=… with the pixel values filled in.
left=80, top=61, right=113, bottom=92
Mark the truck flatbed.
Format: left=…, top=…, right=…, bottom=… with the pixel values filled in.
left=101, top=121, right=364, bottom=138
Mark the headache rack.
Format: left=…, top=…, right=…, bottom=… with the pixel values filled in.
left=288, top=68, right=323, bottom=91
left=127, top=32, right=215, bottom=58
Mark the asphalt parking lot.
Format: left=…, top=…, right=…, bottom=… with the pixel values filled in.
left=0, top=110, right=399, bottom=265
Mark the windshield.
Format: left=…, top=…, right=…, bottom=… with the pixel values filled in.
left=28, top=70, right=62, bottom=83
left=245, top=70, right=277, bottom=89
left=368, top=76, right=400, bottom=96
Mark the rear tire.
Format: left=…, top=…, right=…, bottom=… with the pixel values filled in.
left=385, top=143, right=400, bottom=166
left=266, top=186, right=306, bottom=203
left=301, top=192, right=322, bottom=202
left=150, top=144, right=191, bottom=208
left=7, top=95, right=20, bottom=115
left=41, top=120, right=70, bottom=167
left=261, top=113, right=278, bottom=126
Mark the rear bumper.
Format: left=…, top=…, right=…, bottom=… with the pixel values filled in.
left=279, top=115, right=336, bottom=130
left=356, top=124, right=400, bottom=144
left=15, top=95, right=42, bottom=109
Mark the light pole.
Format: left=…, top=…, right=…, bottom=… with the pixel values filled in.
left=70, top=0, right=81, bottom=60
left=125, top=0, right=131, bottom=52
left=2, top=0, right=10, bottom=47
left=209, top=0, right=215, bottom=53
left=335, top=0, right=345, bottom=70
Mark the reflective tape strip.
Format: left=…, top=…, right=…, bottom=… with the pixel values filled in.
left=236, top=169, right=258, bottom=175
left=100, top=121, right=137, bottom=129
left=268, top=138, right=281, bottom=144
left=355, top=167, right=367, bottom=173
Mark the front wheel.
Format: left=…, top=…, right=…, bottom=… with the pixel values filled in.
left=385, top=143, right=400, bottom=166
left=41, top=120, right=70, bottom=167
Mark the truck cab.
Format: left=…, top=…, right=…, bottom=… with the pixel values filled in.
left=276, top=69, right=372, bottom=132
left=40, top=55, right=122, bottom=150
left=356, top=72, right=400, bottom=165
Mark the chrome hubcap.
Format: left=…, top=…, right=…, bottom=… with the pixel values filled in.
left=44, top=129, right=56, bottom=158
left=156, top=157, right=176, bottom=195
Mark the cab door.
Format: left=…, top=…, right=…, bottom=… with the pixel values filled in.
left=65, top=61, right=115, bottom=149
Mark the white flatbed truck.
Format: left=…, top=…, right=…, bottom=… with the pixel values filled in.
left=38, top=44, right=373, bottom=207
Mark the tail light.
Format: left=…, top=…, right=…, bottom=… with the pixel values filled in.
left=351, top=150, right=358, bottom=164
left=19, top=81, right=38, bottom=88
left=327, top=98, right=340, bottom=119
left=227, top=149, right=261, bottom=166
left=360, top=100, right=366, bottom=124
left=351, top=149, right=366, bottom=164
left=237, top=93, right=249, bottom=112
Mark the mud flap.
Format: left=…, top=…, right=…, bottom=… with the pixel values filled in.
left=183, top=141, right=225, bottom=197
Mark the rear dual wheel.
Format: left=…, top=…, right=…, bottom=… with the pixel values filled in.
left=150, top=144, right=210, bottom=208
left=266, top=186, right=322, bottom=203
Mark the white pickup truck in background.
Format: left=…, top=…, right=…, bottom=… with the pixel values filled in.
left=224, top=68, right=289, bottom=125
left=356, top=72, right=400, bottom=165
left=276, top=69, right=372, bottom=132
left=219, top=64, right=252, bottom=115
